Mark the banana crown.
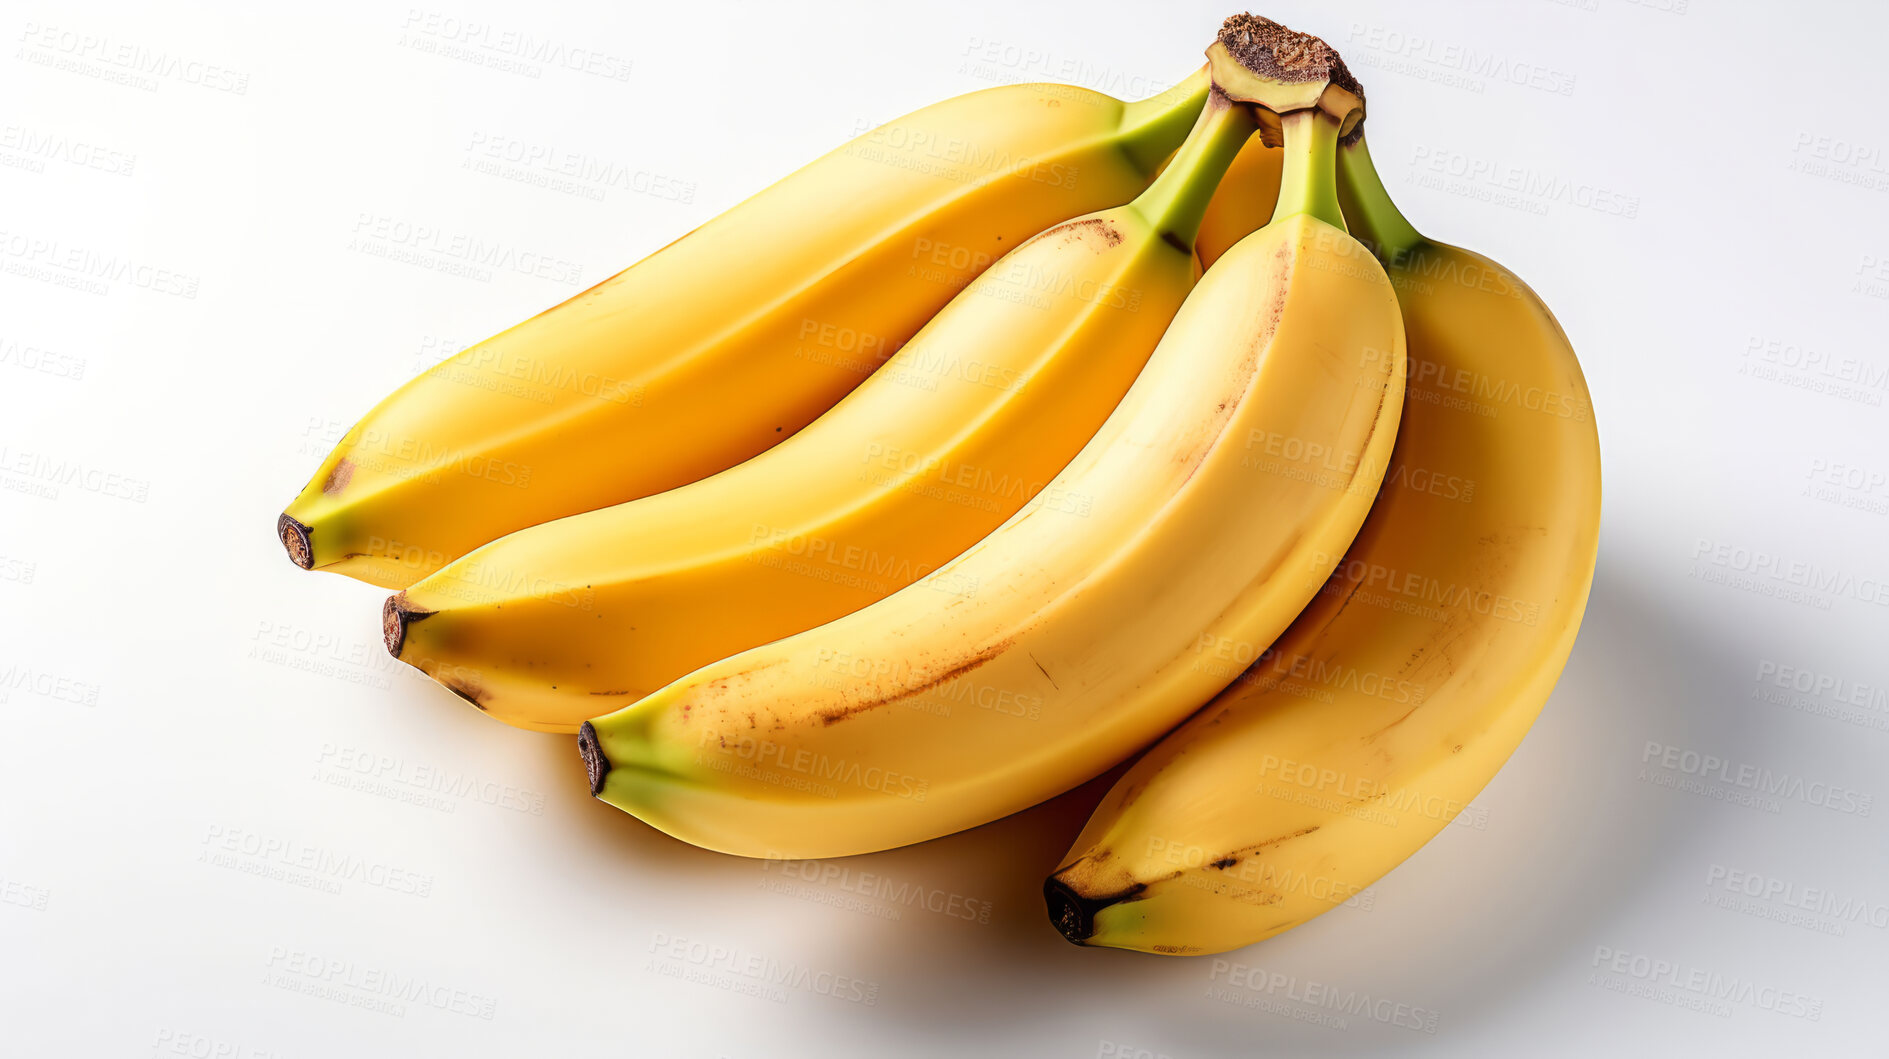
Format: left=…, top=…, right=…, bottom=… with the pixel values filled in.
left=1207, top=14, right=1364, bottom=145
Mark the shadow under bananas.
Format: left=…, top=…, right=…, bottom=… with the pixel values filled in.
left=1315, top=553, right=1782, bottom=1044
left=503, top=551, right=1772, bottom=1054
left=802, top=554, right=1781, bottom=1053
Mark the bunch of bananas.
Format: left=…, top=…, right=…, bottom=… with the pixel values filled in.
left=279, top=14, right=1599, bottom=956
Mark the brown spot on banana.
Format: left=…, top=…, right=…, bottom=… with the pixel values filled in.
left=1030, top=653, right=1059, bottom=691
left=437, top=674, right=486, bottom=710
left=321, top=457, right=354, bottom=495
left=1055, top=216, right=1122, bottom=249
left=1186, top=825, right=1322, bottom=878
left=1049, top=825, right=1324, bottom=938
left=1365, top=703, right=1422, bottom=741
left=814, top=637, right=1014, bottom=726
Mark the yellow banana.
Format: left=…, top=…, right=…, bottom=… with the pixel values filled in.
left=384, top=93, right=1262, bottom=732
left=1195, top=133, right=1281, bottom=270
left=1045, top=131, right=1602, bottom=956
left=278, top=71, right=1214, bottom=588
left=579, top=24, right=1405, bottom=860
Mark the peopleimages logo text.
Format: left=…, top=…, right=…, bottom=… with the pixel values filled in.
left=1641, top=742, right=1873, bottom=816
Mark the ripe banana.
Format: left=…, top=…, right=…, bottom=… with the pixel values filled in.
left=1044, top=132, right=1602, bottom=956
left=579, top=24, right=1405, bottom=860
left=278, top=71, right=1214, bottom=588
left=1195, top=133, right=1281, bottom=270
left=384, top=92, right=1262, bottom=732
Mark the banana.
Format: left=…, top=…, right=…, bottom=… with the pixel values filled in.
left=1195, top=133, right=1281, bottom=271
left=384, top=91, right=1262, bottom=732
left=578, top=21, right=1405, bottom=860
left=1044, top=131, right=1602, bottom=956
left=278, top=71, right=1214, bottom=588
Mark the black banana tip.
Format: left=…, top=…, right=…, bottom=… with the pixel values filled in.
left=381, top=593, right=433, bottom=657
left=578, top=722, right=609, bottom=796
left=1046, top=874, right=1150, bottom=945
left=277, top=513, right=313, bottom=569
left=1044, top=877, right=1098, bottom=945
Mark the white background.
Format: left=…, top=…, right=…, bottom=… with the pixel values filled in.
left=4, top=0, right=1887, bottom=1055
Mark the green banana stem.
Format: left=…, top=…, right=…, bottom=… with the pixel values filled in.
left=1129, top=89, right=1259, bottom=250
left=1115, top=66, right=1213, bottom=175
left=1268, top=109, right=1346, bottom=231
left=1336, top=134, right=1426, bottom=265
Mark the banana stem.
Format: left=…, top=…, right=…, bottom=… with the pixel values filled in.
left=1128, top=88, right=1258, bottom=251
left=1115, top=66, right=1213, bottom=175
left=1267, top=109, right=1345, bottom=230
left=1336, top=134, right=1426, bottom=265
